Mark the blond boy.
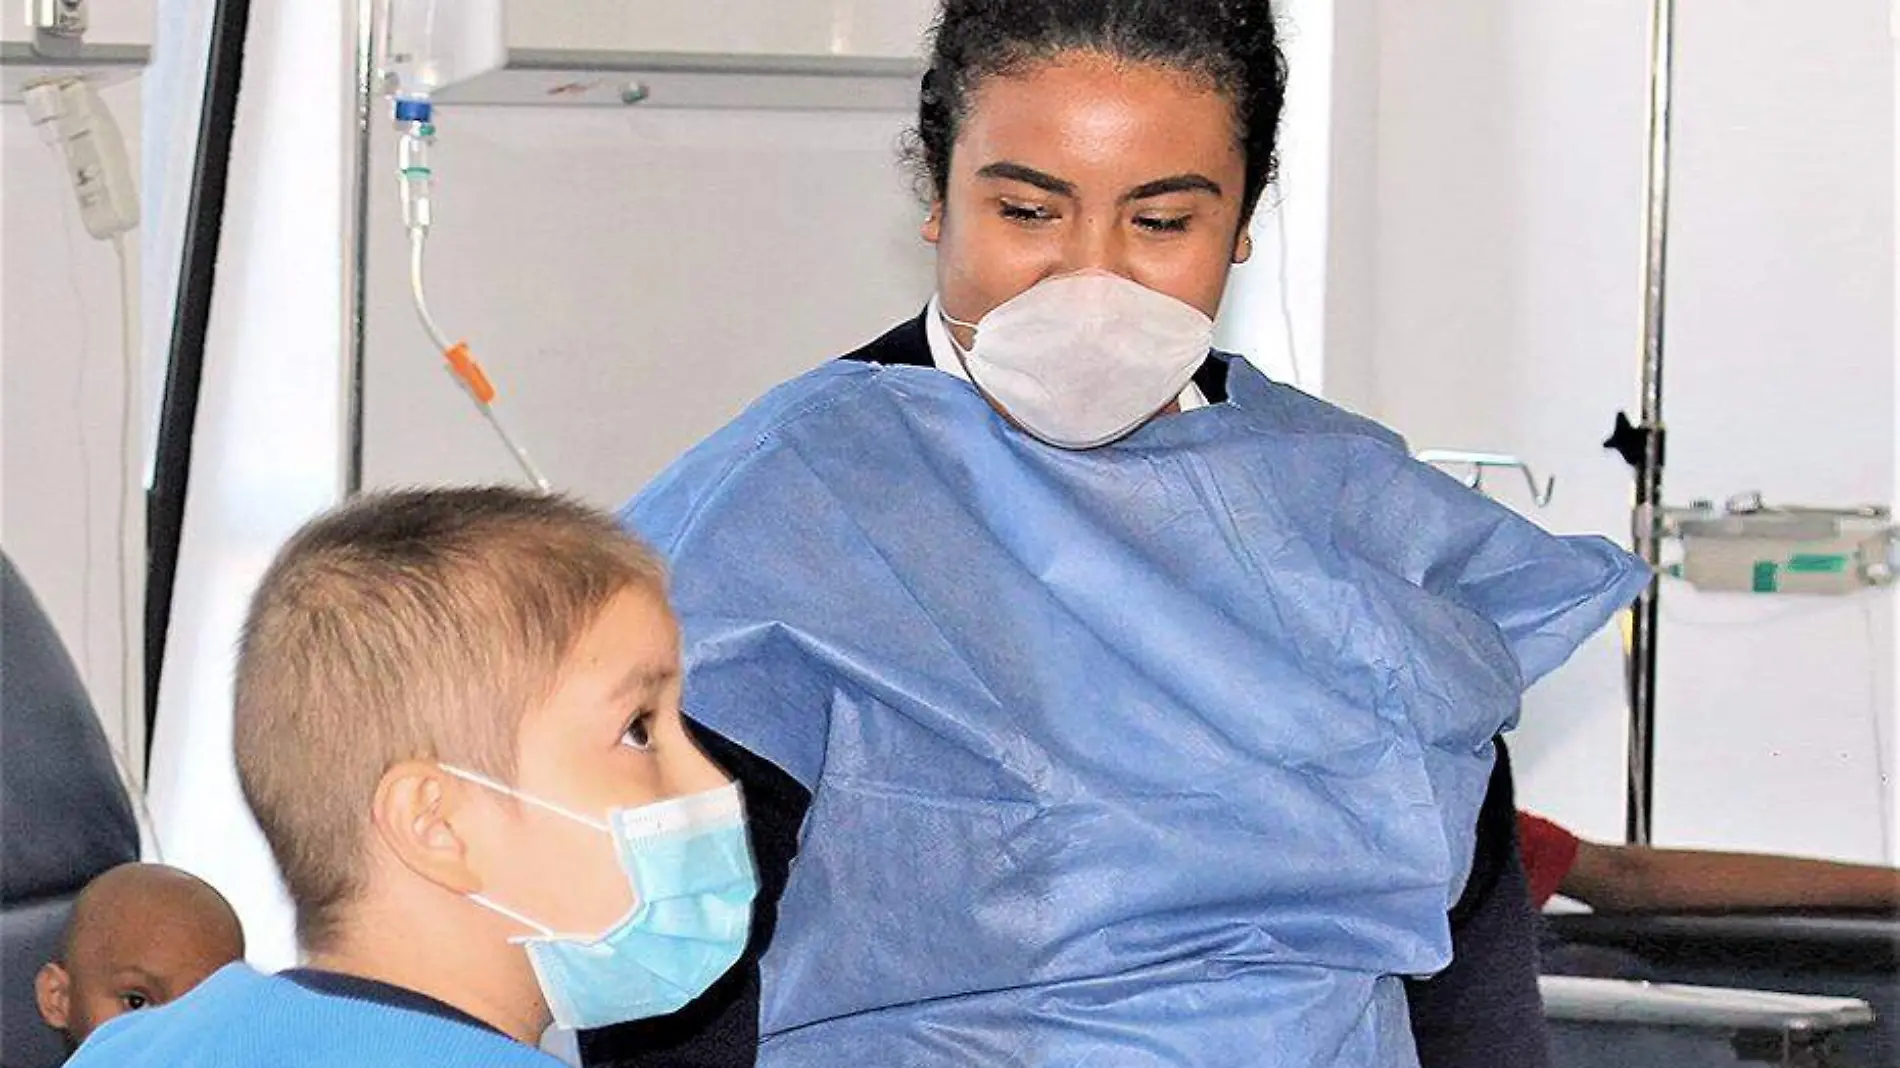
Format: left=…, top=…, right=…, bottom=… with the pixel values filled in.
left=68, top=488, right=755, bottom=1066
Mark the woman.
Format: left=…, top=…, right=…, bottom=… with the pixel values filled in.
left=583, top=2, right=1645, bottom=1065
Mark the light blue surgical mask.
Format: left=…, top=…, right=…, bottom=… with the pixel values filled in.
left=441, top=767, right=758, bottom=1030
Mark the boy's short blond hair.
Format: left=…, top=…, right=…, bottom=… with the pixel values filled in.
left=233, top=487, right=666, bottom=950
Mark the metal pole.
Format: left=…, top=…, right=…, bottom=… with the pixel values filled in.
left=145, top=0, right=253, bottom=776
left=1626, top=0, right=1679, bottom=846
left=343, top=0, right=375, bottom=497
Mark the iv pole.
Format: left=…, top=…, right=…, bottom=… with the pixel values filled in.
left=1607, top=0, right=1678, bottom=846
left=344, top=0, right=375, bottom=497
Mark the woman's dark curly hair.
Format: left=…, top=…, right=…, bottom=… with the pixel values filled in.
left=905, top=0, right=1287, bottom=218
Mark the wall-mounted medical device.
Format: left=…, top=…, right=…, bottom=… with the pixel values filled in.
left=2, top=0, right=151, bottom=102
left=22, top=75, right=138, bottom=238
left=373, top=0, right=933, bottom=111
left=1660, top=493, right=1895, bottom=595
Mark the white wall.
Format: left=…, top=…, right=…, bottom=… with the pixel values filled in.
left=1353, top=0, right=1896, bottom=861
left=1215, top=0, right=1333, bottom=392
left=0, top=80, right=146, bottom=778
left=1319, top=0, right=1379, bottom=415
left=361, top=103, right=934, bottom=503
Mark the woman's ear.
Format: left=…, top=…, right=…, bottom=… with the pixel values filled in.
left=371, top=762, right=484, bottom=896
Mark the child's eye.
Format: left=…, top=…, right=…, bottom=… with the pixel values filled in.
left=621, top=713, right=654, bottom=752
left=119, top=991, right=151, bottom=1011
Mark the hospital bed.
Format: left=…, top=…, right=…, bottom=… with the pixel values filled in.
left=1545, top=912, right=1897, bottom=1067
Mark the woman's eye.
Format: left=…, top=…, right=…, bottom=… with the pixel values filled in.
left=1000, top=201, right=1054, bottom=223
left=1136, top=215, right=1191, bottom=234
left=621, top=714, right=654, bottom=751
left=120, top=991, right=151, bottom=1011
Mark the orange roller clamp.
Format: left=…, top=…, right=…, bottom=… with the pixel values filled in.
left=444, top=342, right=498, bottom=405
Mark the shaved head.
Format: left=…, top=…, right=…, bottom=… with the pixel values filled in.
left=36, top=863, right=245, bottom=1045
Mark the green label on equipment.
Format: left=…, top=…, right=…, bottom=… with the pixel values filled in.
left=1787, top=554, right=1850, bottom=574
left=1753, top=561, right=1780, bottom=593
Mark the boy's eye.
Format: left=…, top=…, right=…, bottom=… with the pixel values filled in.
left=119, top=991, right=151, bottom=1011
left=1136, top=214, right=1191, bottom=234
left=621, top=713, right=654, bottom=752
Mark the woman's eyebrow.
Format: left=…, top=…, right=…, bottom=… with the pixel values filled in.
left=1123, top=174, right=1224, bottom=202
left=975, top=161, right=1077, bottom=198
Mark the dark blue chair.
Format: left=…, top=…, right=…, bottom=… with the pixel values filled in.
left=0, top=553, right=140, bottom=1067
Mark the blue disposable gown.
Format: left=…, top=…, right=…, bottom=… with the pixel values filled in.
left=626, top=355, right=1647, bottom=1067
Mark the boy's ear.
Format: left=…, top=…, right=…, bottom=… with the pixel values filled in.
left=35, top=961, right=71, bottom=1032
left=371, top=762, right=484, bottom=896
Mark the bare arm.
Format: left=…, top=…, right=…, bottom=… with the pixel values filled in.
left=1561, top=839, right=1900, bottom=914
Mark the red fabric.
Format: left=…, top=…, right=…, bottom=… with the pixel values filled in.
left=1515, top=811, right=1581, bottom=909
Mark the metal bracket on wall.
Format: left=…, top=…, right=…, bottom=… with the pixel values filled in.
left=1416, top=449, right=1556, bottom=509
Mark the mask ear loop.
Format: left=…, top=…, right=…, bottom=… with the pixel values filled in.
left=440, top=764, right=614, bottom=942
left=439, top=764, right=611, bottom=833
left=939, top=302, right=980, bottom=341
left=467, top=893, right=559, bottom=945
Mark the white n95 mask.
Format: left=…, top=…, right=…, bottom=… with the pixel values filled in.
left=942, top=269, right=1217, bottom=450
left=441, top=767, right=757, bottom=1031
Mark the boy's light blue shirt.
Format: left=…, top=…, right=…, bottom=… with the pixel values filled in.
left=67, top=963, right=561, bottom=1067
